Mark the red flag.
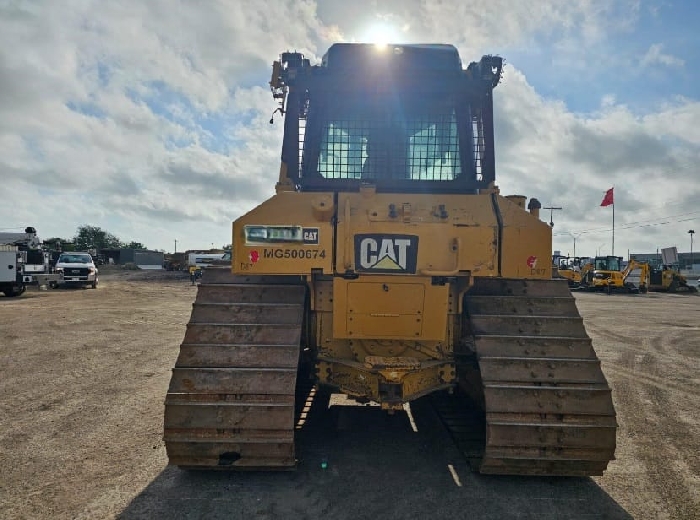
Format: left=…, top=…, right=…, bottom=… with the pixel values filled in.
left=600, top=187, right=614, bottom=207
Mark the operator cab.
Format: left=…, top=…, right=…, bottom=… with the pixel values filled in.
left=272, top=44, right=503, bottom=194
left=594, top=256, right=622, bottom=271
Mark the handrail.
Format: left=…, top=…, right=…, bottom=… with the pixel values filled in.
left=343, top=198, right=352, bottom=269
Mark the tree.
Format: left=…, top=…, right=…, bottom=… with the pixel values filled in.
left=43, top=237, right=76, bottom=251
left=124, top=241, right=146, bottom=250
left=222, top=244, right=232, bottom=251
left=74, top=225, right=123, bottom=250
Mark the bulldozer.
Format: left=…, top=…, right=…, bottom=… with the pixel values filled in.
left=164, top=43, right=617, bottom=476
left=648, top=265, right=698, bottom=293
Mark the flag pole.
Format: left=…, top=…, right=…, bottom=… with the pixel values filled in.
left=612, top=200, right=615, bottom=256
left=600, top=187, right=615, bottom=255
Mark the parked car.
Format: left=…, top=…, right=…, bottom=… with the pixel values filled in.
left=52, top=252, right=98, bottom=289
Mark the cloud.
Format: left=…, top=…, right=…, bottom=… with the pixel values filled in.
left=320, top=0, right=640, bottom=53
left=641, top=43, right=684, bottom=68
left=0, top=0, right=697, bottom=257
left=492, top=65, right=699, bottom=255
left=0, top=0, right=320, bottom=248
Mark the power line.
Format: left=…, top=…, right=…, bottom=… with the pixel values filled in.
left=553, top=210, right=700, bottom=236
left=554, top=217, right=698, bottom=236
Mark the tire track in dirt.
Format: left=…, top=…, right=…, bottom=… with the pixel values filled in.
left=584, top=323, right=653, bottom=356
left=0, top=274, right=194, bottom=519
left=620, top=378, right=700, bottom=519
left=582, top=308, right=700, bottom=518
left=585, top=324, right=699, bottom=396
left=602, top=365, right=695, bottom=403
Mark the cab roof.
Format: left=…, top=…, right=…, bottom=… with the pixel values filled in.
left=321, top=43, right=462, bottom=73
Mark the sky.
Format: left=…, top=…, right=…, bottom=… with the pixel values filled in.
left=1, top=0, right=699, bottom=258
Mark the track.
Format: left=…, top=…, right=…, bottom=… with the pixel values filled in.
left=163, top=270, right=306, bottom=469
left=164, top=273, right=616, bottom=475
left=452, top=277, right=617, bottom=476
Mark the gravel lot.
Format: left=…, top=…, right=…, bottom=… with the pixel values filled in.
left=1, top=271, right=698, bottom=520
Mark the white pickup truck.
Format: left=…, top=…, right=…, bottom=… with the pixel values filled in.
left=52, top=252, right=99, bottom=289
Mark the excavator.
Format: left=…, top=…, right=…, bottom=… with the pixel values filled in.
left=579, top=255, right=642, bottom=293
left=164, top=43, right=617, bottom=476
left=579, top=257, right=654, bottom=294
left=621, top=259, right=650, bottom=294
left=552, top=255, right=591, bottom=288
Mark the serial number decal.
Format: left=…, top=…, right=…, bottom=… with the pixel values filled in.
left=263, top=249, right=327, bottom=260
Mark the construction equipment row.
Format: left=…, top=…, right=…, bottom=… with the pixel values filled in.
left=553, top=255, right=697, bottom=293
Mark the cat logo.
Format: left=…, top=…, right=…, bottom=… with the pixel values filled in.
left=302, top=228, right=319, bottom=245
left=354, top=234, right=419, bottom=274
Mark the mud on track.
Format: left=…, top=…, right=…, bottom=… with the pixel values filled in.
left=1, top=273, right=698, bottom=519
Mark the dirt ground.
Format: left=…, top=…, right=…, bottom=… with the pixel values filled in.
left=1, top=270, right=698, bottom=520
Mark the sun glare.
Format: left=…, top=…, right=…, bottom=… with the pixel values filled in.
left=361, top=21, right=400, bottom=46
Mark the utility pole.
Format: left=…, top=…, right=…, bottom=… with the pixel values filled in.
left=568, top=232, right=581, bottom=258
left=689, top=230, right=695, bottom=270
left=174, top=239, right=178, bottom=254
left=543, top=206, right=563, bottom=228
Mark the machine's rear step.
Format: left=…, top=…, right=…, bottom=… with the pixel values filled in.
left=164, top=271, right=306, bottom=469
left=457, top=278, right=617, bottom=476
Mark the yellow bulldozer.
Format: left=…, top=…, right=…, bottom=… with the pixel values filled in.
left=164, top=44, right=616, bottom=476
left=649, top=265, right=698, bottom=293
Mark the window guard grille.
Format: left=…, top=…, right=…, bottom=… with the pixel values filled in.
left=304, top=112, right=462, bottom=181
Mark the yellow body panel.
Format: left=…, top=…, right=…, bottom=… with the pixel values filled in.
left=335, top=192, right=499, bottom=276
left=232, top=192, right=335, bottom=275
left=332, top=275, right=449, bottom=341
left=556, top=269, right=581, bottom=284
left=589, top=270, right=625, bottom=289
left=498, top=198, right=553, bottom=279
left=233, top=190, right=553, bottom=282
left=230, top=189, right=552, bottom=407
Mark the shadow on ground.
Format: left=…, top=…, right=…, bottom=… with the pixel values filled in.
left=119, top=397, right=632, bottom=520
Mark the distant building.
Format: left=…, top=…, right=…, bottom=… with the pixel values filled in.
left=630, top=251, right=697, bottom=270
left=100, top=248, right=164, bottom=269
